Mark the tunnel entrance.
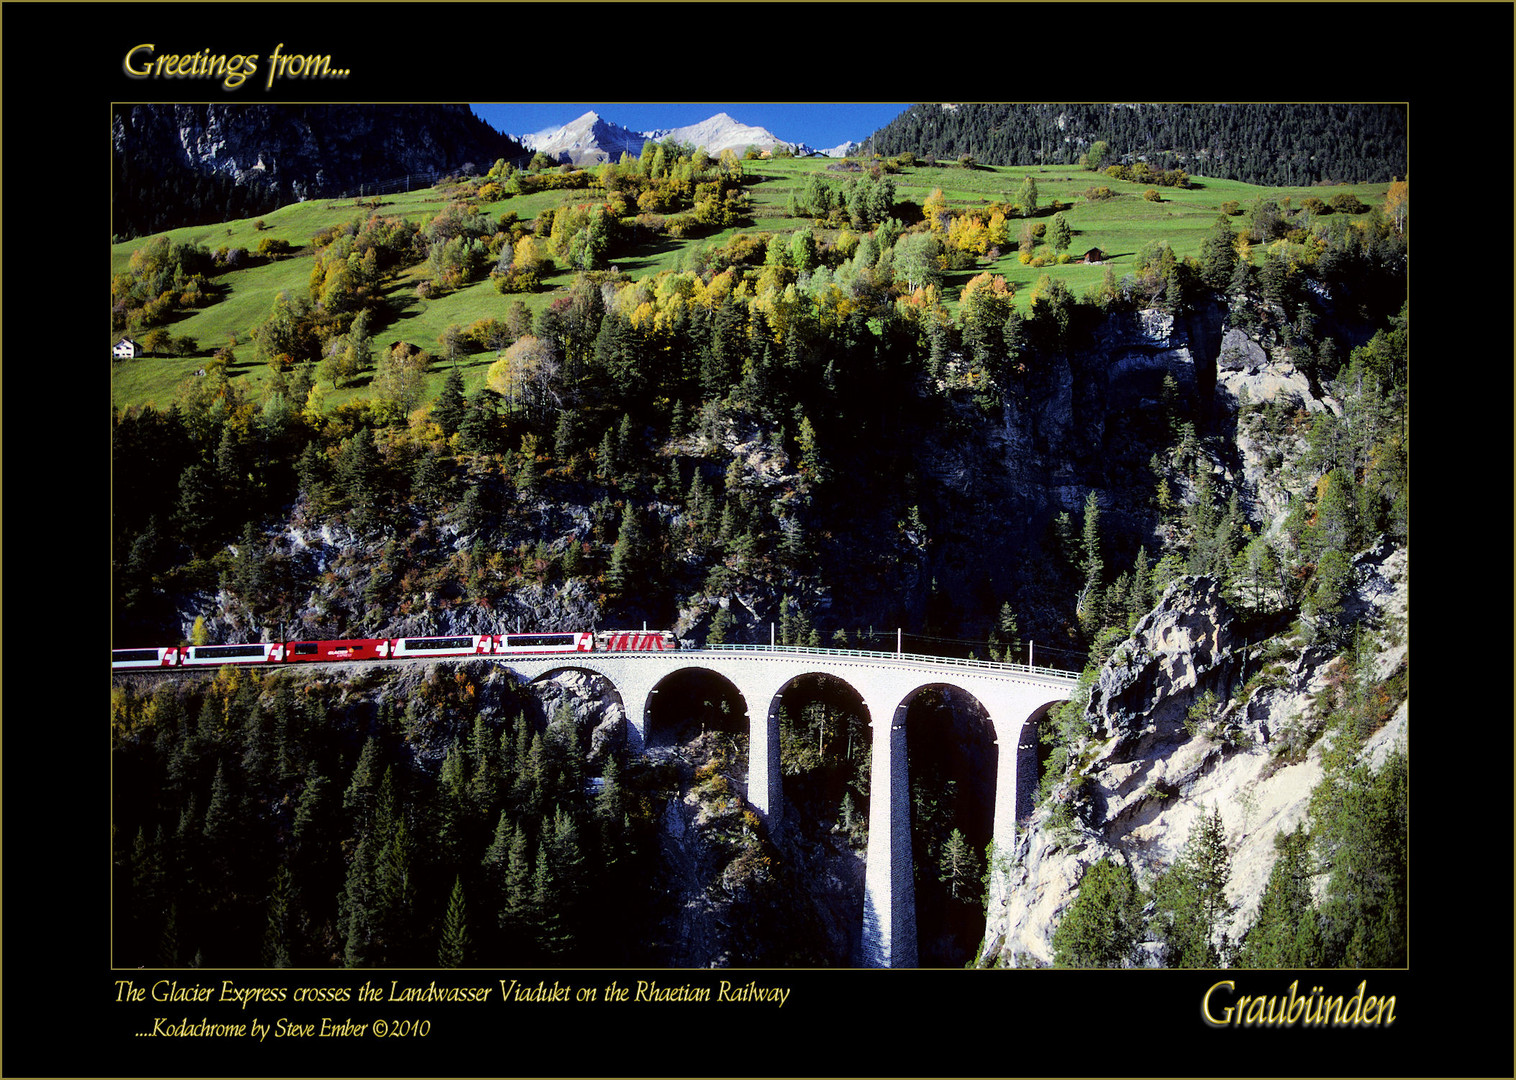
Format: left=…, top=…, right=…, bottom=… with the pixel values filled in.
left=903, top=685, right=997, bottom=968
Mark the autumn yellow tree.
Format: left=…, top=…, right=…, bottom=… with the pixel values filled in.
left=1383, top=178, right=1408, bottom=234
left=948, top=212, right=989, bottom=256
left=488, top=334, right=559, bottom=422
left=922, top=187, right=950, bottom=233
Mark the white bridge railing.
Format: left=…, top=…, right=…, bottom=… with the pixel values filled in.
left=701, top=643, right=1077, bottom=682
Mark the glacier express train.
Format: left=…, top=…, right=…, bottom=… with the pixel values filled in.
left=111, top=630, right=679, bottom=670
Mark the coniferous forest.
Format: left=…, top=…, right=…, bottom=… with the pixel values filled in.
left=869, top=103, right=1407, bottom=188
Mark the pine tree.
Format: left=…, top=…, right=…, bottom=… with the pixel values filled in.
left=1234, top=828, right=1322, bottom=967
left=1153, top=805, right=1236, bottom=967
left=1047, top=211, right=1072, bottom=254
left=594, top=756, right=627, bottom=867
left=343, top=737, right=382, bottom=836
left=375, top=815, right=417, bottom=964
left=595, top=427, right=618, bottom=484
left=201, top=760, right=237, bottom=843
left=549, top=807, right=587, bottom=933
left=261, top=864, right=294, bottom=968
left=1130, top=546, right=1154, bottom=622
left=988, top=601, right=1021, bottom=662
left=433, top=365, right=467, bottom=436
left=1052, top=857, right=1145, bottom=968
left=501, top=822, right=535, bottom=942
left=437, top=876, right=473, bottom=967
left=468, top=715, right=500, bottom=815
left=1309, top=745, right=1407, bottom=966
left=340, top=835, right=380, bottom=968
left=937, top=828, right=981, bottom=903
left=436, top=743, right=469, bottom=866
left=530, top=839, right=567, bottom=959
left=1078, top=490, right=1105, bottom=635
left=607, top=504, right=646, bottom=595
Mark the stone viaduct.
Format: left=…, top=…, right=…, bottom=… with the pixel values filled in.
left=495, top=644, right=1078, bottom=968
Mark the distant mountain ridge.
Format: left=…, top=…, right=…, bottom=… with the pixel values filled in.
left=514, top=109, right=842, bottom=165
left=112, top=103, right=525, bottom=239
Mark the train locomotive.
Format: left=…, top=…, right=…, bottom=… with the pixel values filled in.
left=112, top=630, right=679, bottom=669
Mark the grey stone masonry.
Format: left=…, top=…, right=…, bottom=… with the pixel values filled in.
left=497, top=646, right=1076, bottom=967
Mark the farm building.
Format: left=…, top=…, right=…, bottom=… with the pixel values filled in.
left=1081, top=248, right=1107, bottom=264
left=113, top=338, right=141, bottom=359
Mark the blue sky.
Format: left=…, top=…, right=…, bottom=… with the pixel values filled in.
left=470, top=103, right=911, bottom=152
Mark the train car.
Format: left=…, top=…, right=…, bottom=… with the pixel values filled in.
left=389, top=634, right=494, bottom=659
left=498, top=632, right=594, bottom=654
left=284, top=638, right=391, bottom=663
left=595, top=629, right=677, bottom=652
left=181, top=642, right=284, bottom=666
left=112, top=646, right=182, bottom=669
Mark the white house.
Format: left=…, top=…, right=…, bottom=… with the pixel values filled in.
left=113, top=337, right=142, bottom=359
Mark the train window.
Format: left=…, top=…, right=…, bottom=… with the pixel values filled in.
left=401, top=636, right=474, bottom=650
left=505, top=634, right=576, bottom=647
left=293, top=643, right=319, bottom=655
left=193, top=644, right=270, bottom=659
left=113, top=649, right=161, bottom=662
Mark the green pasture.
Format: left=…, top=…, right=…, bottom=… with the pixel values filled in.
left=111, top=155, right=1391, bottom=415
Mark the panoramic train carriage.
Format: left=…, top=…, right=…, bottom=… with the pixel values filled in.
left=181, top=642, right=284, bottom=666
left=111, top=646, right=182, bottom=669
left=284, top=638, right=390, bottom=662
left=499, top=632, right=595, bottom=654
left=389, top=634, right=495, bottom=659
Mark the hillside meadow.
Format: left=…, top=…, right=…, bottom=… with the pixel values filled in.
left=110, top=155, right=1390, bottom=416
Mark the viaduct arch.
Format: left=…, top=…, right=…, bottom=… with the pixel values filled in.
left=496, top=645, right=1077, bottom=968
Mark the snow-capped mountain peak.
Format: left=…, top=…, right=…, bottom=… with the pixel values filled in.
left=515, top=110, right=822, bottom=166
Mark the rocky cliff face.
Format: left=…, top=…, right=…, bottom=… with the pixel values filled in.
left=980, top=543, right=1408, bottom=967
left=973, top=297, right=1410, bottom=967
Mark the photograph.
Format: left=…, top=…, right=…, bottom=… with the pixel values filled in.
left=109, top=94, right=1408, bottom=974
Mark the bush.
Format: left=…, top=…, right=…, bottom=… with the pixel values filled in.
left=1327, top=192, right=1366, bottom=214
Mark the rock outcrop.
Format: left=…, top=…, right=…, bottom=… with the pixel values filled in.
left=980, top=544, right=1409, bottom=968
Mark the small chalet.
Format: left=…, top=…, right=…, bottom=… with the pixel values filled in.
left=1081, top=248, right=1107, bottom=265
left=113, top=337, right=142, bottom=359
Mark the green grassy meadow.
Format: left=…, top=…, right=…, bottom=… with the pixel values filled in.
left=111, top=156, right=1390, bottom=415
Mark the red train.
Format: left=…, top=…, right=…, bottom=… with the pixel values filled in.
left=111, top=630, right=678, bottom=670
